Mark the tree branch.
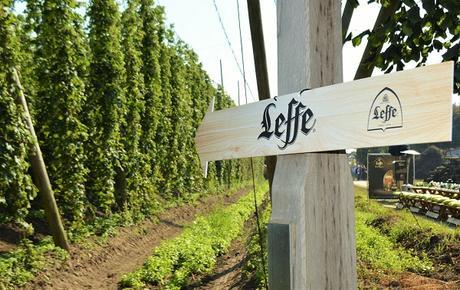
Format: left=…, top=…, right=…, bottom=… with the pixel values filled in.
left=354, top=0, right=401, bottom=80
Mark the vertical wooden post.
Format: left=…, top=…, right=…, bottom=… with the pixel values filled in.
left=269, top=0, right=357, bottom=289
left=12, top=68, right=70, bottom=251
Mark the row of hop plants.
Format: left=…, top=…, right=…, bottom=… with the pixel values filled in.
left=120, top=181, right=269, bottom=289
left=0, top=0, right=261, bottom=233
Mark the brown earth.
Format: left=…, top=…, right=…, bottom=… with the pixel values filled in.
left=382, top=272, right=460, bottom=289
left=22, top=187, right=250, bottom=290
left=187, top=201, right=269, bottom=290
left=0, top=225, right=22, bottom=253
left=187, top=235, right=251, bottom=290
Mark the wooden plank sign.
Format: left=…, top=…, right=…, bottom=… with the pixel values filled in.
left=196, top=62, right=453, bottom=162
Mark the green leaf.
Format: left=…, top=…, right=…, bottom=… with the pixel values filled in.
left=352, top=35, right=362, bottom=47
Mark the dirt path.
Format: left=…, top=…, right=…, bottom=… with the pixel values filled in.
left=191, top=235, right=250, bottom=290
left=188, top=201, right=269, bottom=290
left=24, top=187, right=250, bottom=290
left=382, top=272, right=460, bottom=289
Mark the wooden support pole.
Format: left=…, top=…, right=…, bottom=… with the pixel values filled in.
left=269, top=1, right=356, bottom=288
left=354, top=0, right=400, bottom=80
left=246, top=0, right=276, bottom=199
left=12, top=68, right=70, bottom=251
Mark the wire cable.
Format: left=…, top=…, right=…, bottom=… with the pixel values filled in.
left=250, top=158, right=269, bottom=289
left=212, top=0, right=256, bottom=102
left=237, top=0, right=267, bottom=287
left=236, top=0, right=248, bottom=104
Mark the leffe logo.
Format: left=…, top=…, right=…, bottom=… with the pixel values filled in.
left=257, top=93, right=316, bottom=150
left=375, top=157, right=384, bottom=168
left=367, top=87, right=403, bottom=132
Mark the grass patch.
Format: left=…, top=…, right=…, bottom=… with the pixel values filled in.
left=0, top=237, right=69, bottom=289
left=119, top=180, right=269, bottom=289
left=356, top=211, right=433, bottom=273
left=0, top=182, right=253, bottom=289
left=355, top=186, right=460, bottom=287
left=355, top=186, right=459, bottom=256
left=243, top=187, right=459, bottom=289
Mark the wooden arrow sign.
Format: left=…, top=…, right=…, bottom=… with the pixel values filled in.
left=196, top=62, right=453, bottom=163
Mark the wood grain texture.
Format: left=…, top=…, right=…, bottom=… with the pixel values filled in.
left=269, top=0, right=357, bottom=289
left=195, top=62, right=453, bottom=162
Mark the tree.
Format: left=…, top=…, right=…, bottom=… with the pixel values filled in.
left=0, top=0, right=37, bottom=230
left=35, top=0, right=89, bottom=223
left=415, top=145, right=443, bottom=179
left=347, top=0, right=459, bottom=93
left=85, top=0, right=126, bottom=214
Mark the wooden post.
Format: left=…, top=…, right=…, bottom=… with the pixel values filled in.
left=12, top=68, right=70, bottom=251
left=246, top=0, right=276, bottom=200
left=269, top=0, right=357, bottom=288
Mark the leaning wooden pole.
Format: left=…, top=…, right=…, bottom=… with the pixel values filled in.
left=12, top=68, right=70, bottom=251
left=342, top=0, right=356, bottom=43
left=268, top=0, right=357, bottom=288
left=246, top=0, right=276, bottom=199
left=354, top=0, right=400, bottom=80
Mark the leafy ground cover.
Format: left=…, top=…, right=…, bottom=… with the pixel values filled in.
left=242, top=186, right=459, bottom=289
left=355, top=186, right=460, bottom=287
left=119, top=181, right=269, bottom=289
left=0, top=237, right=68, bottom=289
left=0, top=182, right=253, bottom=289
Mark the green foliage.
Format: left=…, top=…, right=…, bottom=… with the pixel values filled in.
left=0, top=1, right=37, bottom=230
left=0, top=237, right=68, bottom=289
left=355, top=186, right=459, bottom=257
left=415, top=145, right=443, bottom=180
left=34, top=0, right=89, bottom=223
left=85, top=0, right=127, bottom=214
left=1, top=0, right=261, bottom=246
left=348, top=0, right=460, bottom=93
left=427, top=158, right=460, bottom=183
left=120, top=181, right=269, bottom=289
left=356, top=211, right=433, bottom=273
left=139, top=0, right=163, bottom=194
left=121, top=0, right=154, bottom=214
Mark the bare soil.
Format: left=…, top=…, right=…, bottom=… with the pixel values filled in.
left=382, top=272, right=460, bottom=289
left=188, top=236, right=250, bottom=290
left=22, top=187, right=249, bottom=290
left=187, top=201, right=270, bottom=290
left=0, top=225, right=22, bottom=253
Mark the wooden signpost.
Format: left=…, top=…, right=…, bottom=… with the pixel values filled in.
left=195, top=0, right=453, bottom=288
left=196, top=62, right=453, bottom=163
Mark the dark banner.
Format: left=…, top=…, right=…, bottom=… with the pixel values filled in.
left=367, top=153, right=414, bottom=199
